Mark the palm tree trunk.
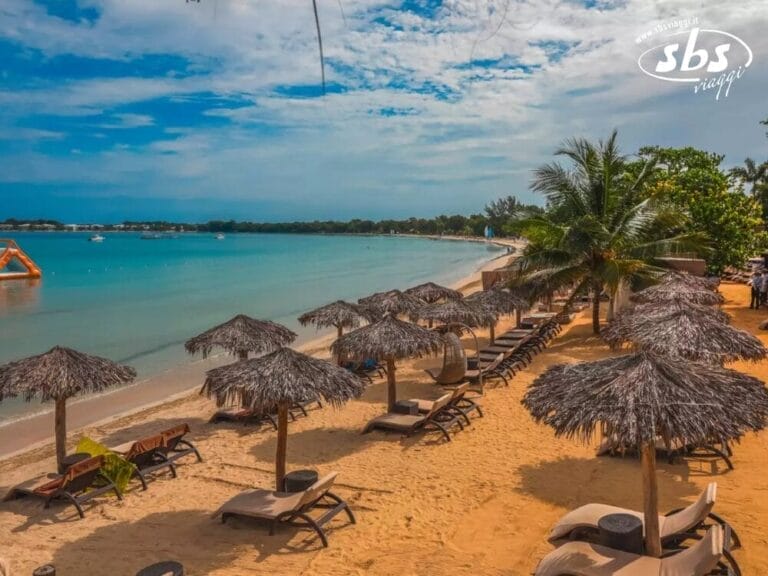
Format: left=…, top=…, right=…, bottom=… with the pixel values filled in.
left=275, top=401, right=289, bottom=490
left=592, top=279, right=602, bottom=334
left=606, top=293, right=616, bottom=322
left=55, top=397, right=67, bottom=473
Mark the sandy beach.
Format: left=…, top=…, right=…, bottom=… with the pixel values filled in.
left=2, top=272, right=766, bottom=575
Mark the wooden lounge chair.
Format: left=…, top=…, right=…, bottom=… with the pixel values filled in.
left=115, top=434, right=177, bottom=490
left=160, top=423, right=203, bottom=465
left=3, top=455, right=121, bottom=519
left=410, top=383, right=482, bottom=426
left=598, top=435, right=735, bottom=471
left=535, top=525, right=729, bottom=576
left=547, top=483, right=740, bottom=550
left=425, top=332, right=467, bottom=386
left=213, top=472, right=354, bottom=548
left=291, top=397, right=323, bottom=418
left=466, top=352, right=508, bottom=388
left=362, top=394, right=462, bottom=442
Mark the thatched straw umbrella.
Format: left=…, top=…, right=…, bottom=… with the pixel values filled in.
left=522, top=352, right=768, bottom=557
left=659, top=272, right=719, bottom=291
left=412, top=299, right=496, bottom=328
left=298, top=300, right=369, bottom=340
left=358, top=289, right=424, bottom=319
left=331, top=315, right=444, bottom=411
left=185, top=314, right=297, bottom=361
left=602, top=301, right=729, bottom=349
left=630, top=279, right=724, bottom=305
left=603, top=304, right=765, bottom=364
left=0, top=346, right=136, bottom=472
left=202, top=347, right=365, bottom=488
left=465, top=287, right=530, bottom=342
left=404, top=282, right=463, bottom=303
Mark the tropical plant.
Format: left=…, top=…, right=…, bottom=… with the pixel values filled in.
left=516, top=131, right=704, bottom=334
left=636, top=146, right=766, bottom=273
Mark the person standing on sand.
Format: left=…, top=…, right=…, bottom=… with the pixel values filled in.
left=750, top=272, right=761, bottom=309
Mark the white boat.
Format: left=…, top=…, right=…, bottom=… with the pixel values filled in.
left=88, top=234, right=105, bottom=243
left=215, top=233, right=225, bottom=240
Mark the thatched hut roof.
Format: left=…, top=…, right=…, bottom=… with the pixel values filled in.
left=522, top=352, right=768, bottom=447
left=602, top=305, right=766, bottom=363
left=358, top=289, right=424, bottom=318
left=185, top=314, right=297, bottom=358
left=465, top=287, right=529, bottom=316
left=331, top=314, right=444, bottom=361
left=404, top=282, right=463, bottom=303
left=0, top=346, right=136, bottom=402
left=298, top=300, right=369, bottom=330
left=411, top=299, right=496, bottom=328
left=630, top=279, right=724, bottom=305
left=202, top=347, right=365, bottom=411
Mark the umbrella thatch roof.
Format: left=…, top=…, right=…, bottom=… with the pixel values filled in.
left=465, top=287, right=529, bottom=316
left=630, top=278, right=724, bottom=305
left=411, top=299, right=496, bottom=328
left=0, top=346, right=136, bottom=402
left=602, top=303, right=764, bottom=363
left=298, top=300, right=370, bottom=330
left=602, top=301, right=729, bottom=349
left=202, top=347, right=365, bottom=411
left=185, top=314, right=297, bottom=358
left=358, top=289, right=424, bottom=318
left=331, top=314, right=444, bottom=361
left=659, top=272, right=719, bottom=291
left=522, top=352, right=768, bottom=447
left=404, top=282, right=463, bottom=303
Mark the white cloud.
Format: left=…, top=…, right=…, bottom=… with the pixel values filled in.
left=0, top=0, right=766, bottom=218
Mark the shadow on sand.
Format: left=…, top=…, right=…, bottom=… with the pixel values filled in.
left=515, top=456, right=701, bottom=512
left=47, top=508, right=330, bottom=574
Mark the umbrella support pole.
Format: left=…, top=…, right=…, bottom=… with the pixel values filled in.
left=275, top=403, right=289, bottom=490
left=55, top=398, right=67, bottom=474
left=641, top=442, right=662, bottom=557
left=386, top=357, right=397, bottom=412
left=489, top=323, right=495, bottom=345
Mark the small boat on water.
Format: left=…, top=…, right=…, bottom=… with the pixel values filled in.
left=215, top=233, right=225, bottom=240
left=88, top=234, right=105, bottom=243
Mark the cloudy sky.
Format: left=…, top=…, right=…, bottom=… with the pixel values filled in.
left=1, top=0, right=766, bottom=222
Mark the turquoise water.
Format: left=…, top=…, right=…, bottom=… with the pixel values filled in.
left=0, top=232, right=501, bottom=421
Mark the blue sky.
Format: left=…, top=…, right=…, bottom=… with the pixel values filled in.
left=0, top=0, right=766, bottom=222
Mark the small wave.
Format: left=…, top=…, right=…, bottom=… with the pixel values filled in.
left=117, top=339, right=186, bottom=365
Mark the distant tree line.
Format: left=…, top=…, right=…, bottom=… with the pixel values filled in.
left=0, top=196, right=543, bottom=238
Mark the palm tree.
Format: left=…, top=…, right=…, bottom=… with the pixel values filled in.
left=518, top=130, right=703, bottom=334
left=729, top=158, right=768, bottom=196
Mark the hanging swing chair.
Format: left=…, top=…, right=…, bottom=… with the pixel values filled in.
left=425, top=326, right=474, bottom=386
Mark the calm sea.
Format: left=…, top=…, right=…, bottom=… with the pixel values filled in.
left=0, top=232, right=502, bottom=423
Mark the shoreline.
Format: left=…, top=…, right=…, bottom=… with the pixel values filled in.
left=0, top=238, right=523, bottom=461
